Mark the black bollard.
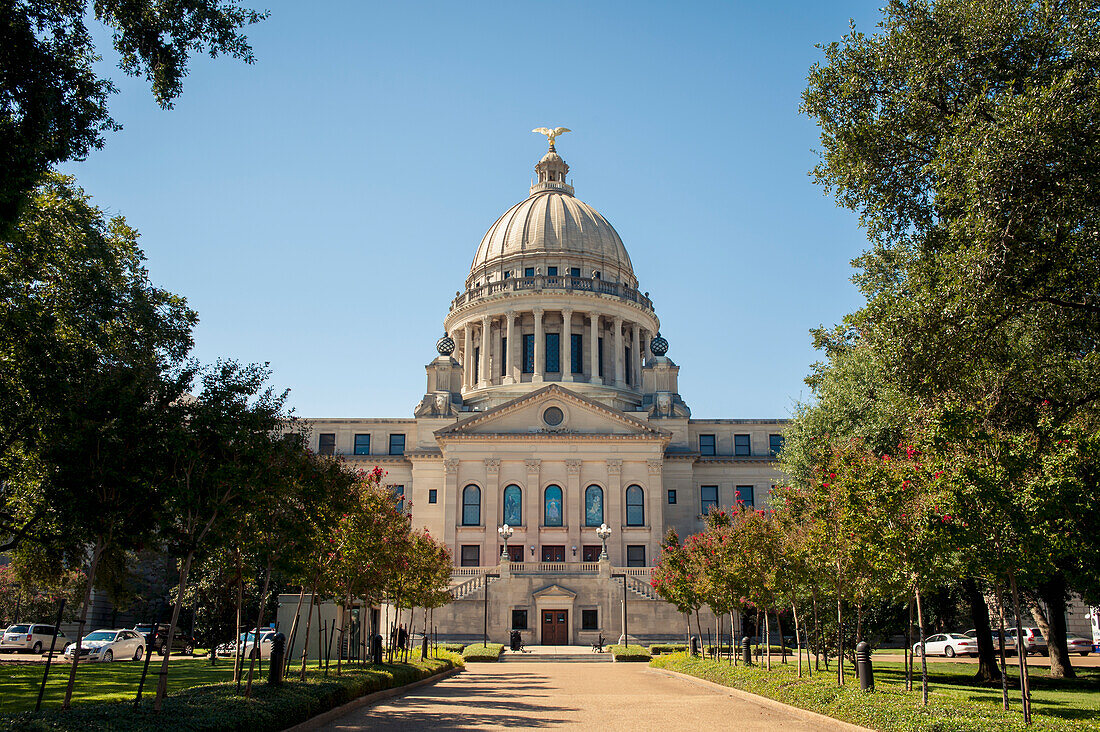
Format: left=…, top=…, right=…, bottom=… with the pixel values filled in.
left=742, top=636, right=752, bottom=666
left=371, top=634, right=383, bottom=664
left=690, top=635, right=700, bottom=656
left=856, top=641, right=873, bottom=692
left=268, top=633, right=285, bottom=686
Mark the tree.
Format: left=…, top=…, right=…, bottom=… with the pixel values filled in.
left=0, top=0, right=266, bottom=230
left=651, top=529, right=702, bottom=647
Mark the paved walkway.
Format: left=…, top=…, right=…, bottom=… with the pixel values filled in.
left=317, top=661, right=842, bottom=731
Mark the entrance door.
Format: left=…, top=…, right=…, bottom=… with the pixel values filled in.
left=541, top=610, right=568, bottom=645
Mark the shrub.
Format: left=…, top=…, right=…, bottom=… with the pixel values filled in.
left=609, top=644, right=650, bottom=662
left=441, top=642, right=467, bottom=652
left=461, top=643, right=504, bottom=662
left=434, top=649, right=465, bottom=668
left=649, top=644, right=688, bottom=655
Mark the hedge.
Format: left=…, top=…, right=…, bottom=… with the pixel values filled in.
left=649, top=644, right=688, bottom=656
left=0, top=656, right=460, bottom=732
left=440, top=642, right=467, bottom=653
left=461, top=643, right=504, bottom=662
left=608, top=644, right=651, bottom=662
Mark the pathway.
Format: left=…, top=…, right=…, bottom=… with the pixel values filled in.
left=317, top=660, right=848, bottom=731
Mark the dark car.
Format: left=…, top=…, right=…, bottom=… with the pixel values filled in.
left=133, top=624, right=195, bottom=656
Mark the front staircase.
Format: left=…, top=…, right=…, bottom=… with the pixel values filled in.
left=501, top=646, right=612, bottom=663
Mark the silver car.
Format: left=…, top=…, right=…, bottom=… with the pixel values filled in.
left=0, top=624, right=68, bottom=654
left=1066, top=633, right=1092, bottom=656
left=62, top=629, right=145, bottom=662
left=964, top=628, right=1018, bottom=655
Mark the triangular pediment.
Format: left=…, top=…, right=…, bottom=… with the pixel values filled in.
left=434, top=385, right=670, bottom=441
left=532, top=584, right=577, bottom=600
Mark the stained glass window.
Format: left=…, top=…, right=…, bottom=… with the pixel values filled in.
left=503, top=485, right=522, bottom=525
left=584, top=485, right=604, bottom=527
left=544, top=485, right=563, bottom=526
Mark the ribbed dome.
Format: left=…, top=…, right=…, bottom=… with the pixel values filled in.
left=468, top=189, right=635, bottom=286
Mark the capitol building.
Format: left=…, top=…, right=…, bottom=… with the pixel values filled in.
left=281, top=132, right=787, bottom=646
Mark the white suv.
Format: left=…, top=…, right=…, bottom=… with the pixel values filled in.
left=0, top=624, right=69, bottom=654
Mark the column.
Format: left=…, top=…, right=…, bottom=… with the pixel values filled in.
left=589, top=312, right=600, bottom=384
left=462, top=326, right=473, bottom=390
left=504, top=310, right=516, bottom=385
left=642, top=327, right=652, bottom=362
left=478, top=316, right=490, bottom=388
left=533, top=307, right=545, bottom=383
left=613, top=316, right=625, bottom=387
left=631, top=323, right=641, bottom=388
left=491, top=320, right=501, bottom=386
left=562, top=308, right=573, bottom=382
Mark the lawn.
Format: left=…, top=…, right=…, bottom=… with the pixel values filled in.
left=651, top=652, right=1100, bottom=731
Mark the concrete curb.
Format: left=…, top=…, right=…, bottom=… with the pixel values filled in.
left=283, top=665, right=463, bottom=732
left=649, top=667, right=873, bottom=732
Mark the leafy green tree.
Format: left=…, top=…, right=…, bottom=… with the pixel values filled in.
left=0, top=0, right=266, bottom=230
left=651, top=529, right=702, bottom=646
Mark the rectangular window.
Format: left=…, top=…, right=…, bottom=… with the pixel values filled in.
left=523, top=334, right=535, bottom=373
left=474, top=346, right=480, bottom=382
left=545, top=332, right=560, bottom=373
left=569, top=267, right=581, bottom=277
left=512, top=609, right=528, bottom=630
left=541, top=545, right=565, bottom=562
left=547, top=266, right=558, bottom=276
left=460, top=545, right=480, bottom=567
left=701, top=485, right=718, bottom=515
left=428, top=489, right=437, bottom=504
left=699, top=434, right=716, bottom=456
left=581, top=545, right=602, bottom=562
left=571, top=333, right=584, bottom=374
left=624, top=346, right=631, bottom=385
left=353, top=433, right=370, bottom=455
left=626, top=545, right=646, bottom=567
left=769, top=433, right=784, bottom=457
left=734, top=434, right=751, bottom=456
left=582, top=609, right=599, bottom=630
left=318, top=433, right=335, bottom=456
left=524, top=267, right=535, bottom=277
left=598, top=337, right=604, bottom=377
left=500, top=337, right=507, bottom=376
left=736, top=485, right=755, bottom=508
left=501, top=545, right=523, bottom=563
left=389, top=434, right=405, bottom=455
left=392, top=485, right=405, bottom=513
left=667, top=489, right=677, bottom=504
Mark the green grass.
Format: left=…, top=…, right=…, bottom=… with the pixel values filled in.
left=651, top=652, right=1100, bottom=731
left=0, top=654, right=460, bottom=731
left=608, top=644, right=651, bottom=662
left=461, top=643, right=504, bottom=661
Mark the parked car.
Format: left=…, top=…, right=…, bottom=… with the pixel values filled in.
left=216, top=629, right=276, bottom=660
left=1007, top=627, right=1048, bottom=656
left=0, top=624, right=68, bottom=654
left=963, top=628, right=1018, bottom=655
left=62, top=629, right=145, bottom=662
left=133, top=623, right=196, bottom=656
left=1066, top=633, right=1092, bottom=656
left=913, top=633, right=977, bottom=657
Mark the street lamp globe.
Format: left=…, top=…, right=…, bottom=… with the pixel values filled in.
left=498, top=524, right=513, bottom=558
left=595, top=523, right=612, bottom=560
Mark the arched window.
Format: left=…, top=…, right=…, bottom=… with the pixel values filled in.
left=626, top=485, right=644, bottom=526
left=503, top=485, right=522, bottom=526
left=544, top=485, right=563, bottom=527
left=462, top=484, right=481, bottom=526
left=584, top=485, right=604, bottom=527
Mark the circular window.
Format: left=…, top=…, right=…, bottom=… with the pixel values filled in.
left=543, top=406, right=564, bottom=426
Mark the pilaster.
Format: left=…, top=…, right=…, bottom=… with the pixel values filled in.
left=443, top=458, right=460, bottom=555
left=566, top=459, right=582, bottom=558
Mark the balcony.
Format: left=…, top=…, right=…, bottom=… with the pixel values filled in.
left=450, top=275, right=653, bottom=312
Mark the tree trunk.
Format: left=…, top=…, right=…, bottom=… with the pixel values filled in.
left=995, top=581, right=1010, bottom=711
left=812, top=586, right=823, bottom=671
left=1010, top=573, right=1032, bottom=724
left=62, top=538, right=105, bottom=709
left=233, top=551, right=244, bottom=687
left=283, top=584, right=307, bottom=676
left=244, top=557, right=273, bottom=697
left=154, top=550, right=195, bottom=711
left=1036, top=573, right=1075, bottom=680
left=299, top=587, right=317, bottom=680
left=778, top=610, right=787, bottom=664
left=963, top=577, right=1002, bottom=682
left=694, top=608, right=704, bottom=655
left=684, top=613, right=691, bottom=652
left=836, top=592, right=844, bottom=685
left=764, top=608, right=771, bottom=671
left=915, top=585, right=928, bottom=706
left=906, top=598, right=913, bottom=692
left=792, top=602, right=803, bottom=678
left=729, top=611, right=737, bottom=666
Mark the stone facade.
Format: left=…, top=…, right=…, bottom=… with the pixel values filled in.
left=279, top=136, right=787, bottom=645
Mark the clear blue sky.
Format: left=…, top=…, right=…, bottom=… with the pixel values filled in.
left=63, top=0, right=885, bottom=419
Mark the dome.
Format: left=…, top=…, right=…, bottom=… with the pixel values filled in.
left=468, top=189, right=635, bottom=287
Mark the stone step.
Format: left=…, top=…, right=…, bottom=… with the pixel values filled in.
left=500, top=651, right=612, bottom=663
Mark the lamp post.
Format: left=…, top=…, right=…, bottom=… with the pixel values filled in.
left=498, top=524, right=513, bottom=560
left=596, top=523, right=612, bottom=560
left=611, top=573, right=628, bottom=646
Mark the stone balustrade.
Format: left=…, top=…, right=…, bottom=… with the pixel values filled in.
left=450, top=275, right=653, bottom=312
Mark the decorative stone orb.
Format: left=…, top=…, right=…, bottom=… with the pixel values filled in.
left=436, top=334, right=456, bottom=356
left=650, top=332, right=669, bottom=356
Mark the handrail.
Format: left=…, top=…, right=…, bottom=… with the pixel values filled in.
left=450, top=275, right=652, bottom=312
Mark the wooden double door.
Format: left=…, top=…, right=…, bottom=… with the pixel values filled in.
left=541, top=609, right=568, bottom=645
